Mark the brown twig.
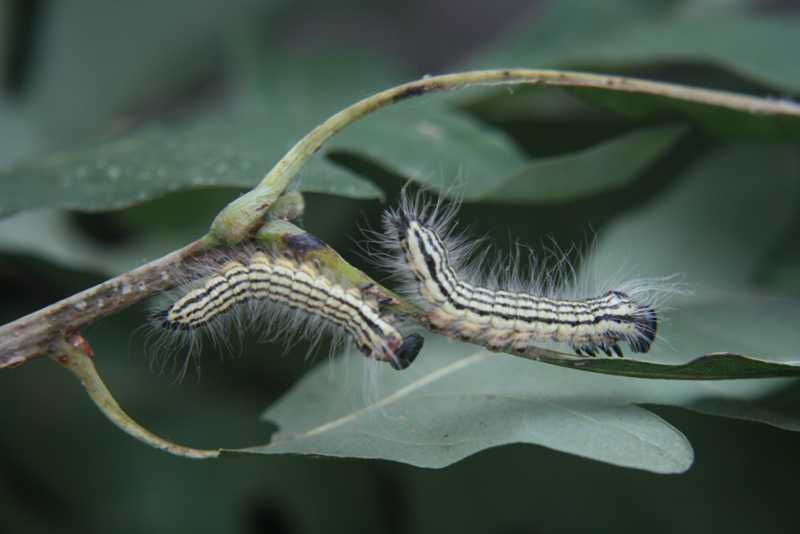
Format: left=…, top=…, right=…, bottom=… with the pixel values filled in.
left=0, top=239, right=209, bottom=368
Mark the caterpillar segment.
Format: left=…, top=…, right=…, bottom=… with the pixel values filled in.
left=155, top=251, right=422, bottom=369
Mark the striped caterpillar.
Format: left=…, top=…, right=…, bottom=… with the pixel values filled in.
left=374, top=190, right=673, bottom=358
left=150, top=244, right=423, bottom=372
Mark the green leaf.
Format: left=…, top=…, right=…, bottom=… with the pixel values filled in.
left=7, top=1, right=798, bottom=218
left=322, top=101, right=686, bottom=202
left=3, top=47, right=703, bottom=219
left=25, top=0, right=283, bottom=140
left=235, top=142, right=800, bottom=471
left=465, top=84, right=800, bottom=143
left=569, top=88, right=800, bottom=141
left=577, top=143, right=800, bottom=426
left=537, top=352, right=800, bottom=381
left=472, top=124, right=685, bottom=202
left=239, top=342, right=694, bottom=474
left=461, top=1, right=800, bottom=142
left=321, top=99, right=527, bottom=191
left=237, top=218, right=800, bottom=469
left=0, top=46, right=406, bottom=219
left=0, top=106, right=384, bottom=219
left=238, top=284, right=799, bottom=472
left=470, top=0, right=800, bottom=92
left=0, top=101, right=40, bottom=169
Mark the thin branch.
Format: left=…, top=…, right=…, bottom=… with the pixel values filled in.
left=53, top=335, right=218, bottom=459
left=209, top=68, right=800, bottom=244
left=0, top=239, right=210, bottom=368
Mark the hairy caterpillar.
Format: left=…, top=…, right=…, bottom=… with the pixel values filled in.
left=149, top=244, right=423, bottom=372
left=374, top=190, right=675, bottom=358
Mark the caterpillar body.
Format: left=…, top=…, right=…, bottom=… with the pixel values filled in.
left=152, top=247, right=423, bottom=371
left=376, top=191, right=670, bottom=358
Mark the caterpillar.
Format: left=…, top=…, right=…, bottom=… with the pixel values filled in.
left=373, top=190, right=675, bottom=358
left=150, top=245, right=423, bottom=372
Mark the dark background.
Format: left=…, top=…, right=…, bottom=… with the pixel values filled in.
left=1, top=1, right=800, bottom=533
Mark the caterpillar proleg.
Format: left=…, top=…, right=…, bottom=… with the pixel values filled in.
left=375, top=190, right=676, bottom=358
left=150, top=245, right=423, bottom=372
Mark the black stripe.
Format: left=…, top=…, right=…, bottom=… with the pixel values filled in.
left=252, top=276, right=375, bottom=340
left=415, top=225, right=626, bottom=314
left=254, top=285, right=374, bottom=348
left=174, top=267, right=250, bottom=319
left=173, top=276, right=230, bottom=311
left=167, top=263, right=392, bottom=348
left=412, top=226, right=636, bottom=328
left=184, top=289, right=376, bottom=350
left=173, top=265, right=251, bottom=313
left=259, top=269, right=388, bottom=338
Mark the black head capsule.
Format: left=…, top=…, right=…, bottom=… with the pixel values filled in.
left=603, top=291, right=658, bottom=354
left=389, top=333, right=425, bottom=370
left=283, top=232, right=326, bottom=258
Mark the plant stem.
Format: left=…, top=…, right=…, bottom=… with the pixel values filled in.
left=53, top=338, right=218, bottom=459
left=0, top=239, right=210, bottom=368
left=209, top=68, right=800, bottom=243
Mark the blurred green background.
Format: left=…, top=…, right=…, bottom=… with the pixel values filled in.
left=2, top=1, right=800, bottom=532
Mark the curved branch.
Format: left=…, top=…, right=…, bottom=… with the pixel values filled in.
left=209, top=68, right=800, bottom=243
left=53, top=336, right=218, bottom=459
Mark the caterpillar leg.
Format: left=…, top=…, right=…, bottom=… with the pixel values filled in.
left=573, top=342, right=625, bottom=358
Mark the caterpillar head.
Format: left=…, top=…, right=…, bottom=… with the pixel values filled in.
left=630, top=303, right=658, bottom=353
left=603, top=290, right=658, bottom=354
left=388, top=333, right=425, bottom=370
